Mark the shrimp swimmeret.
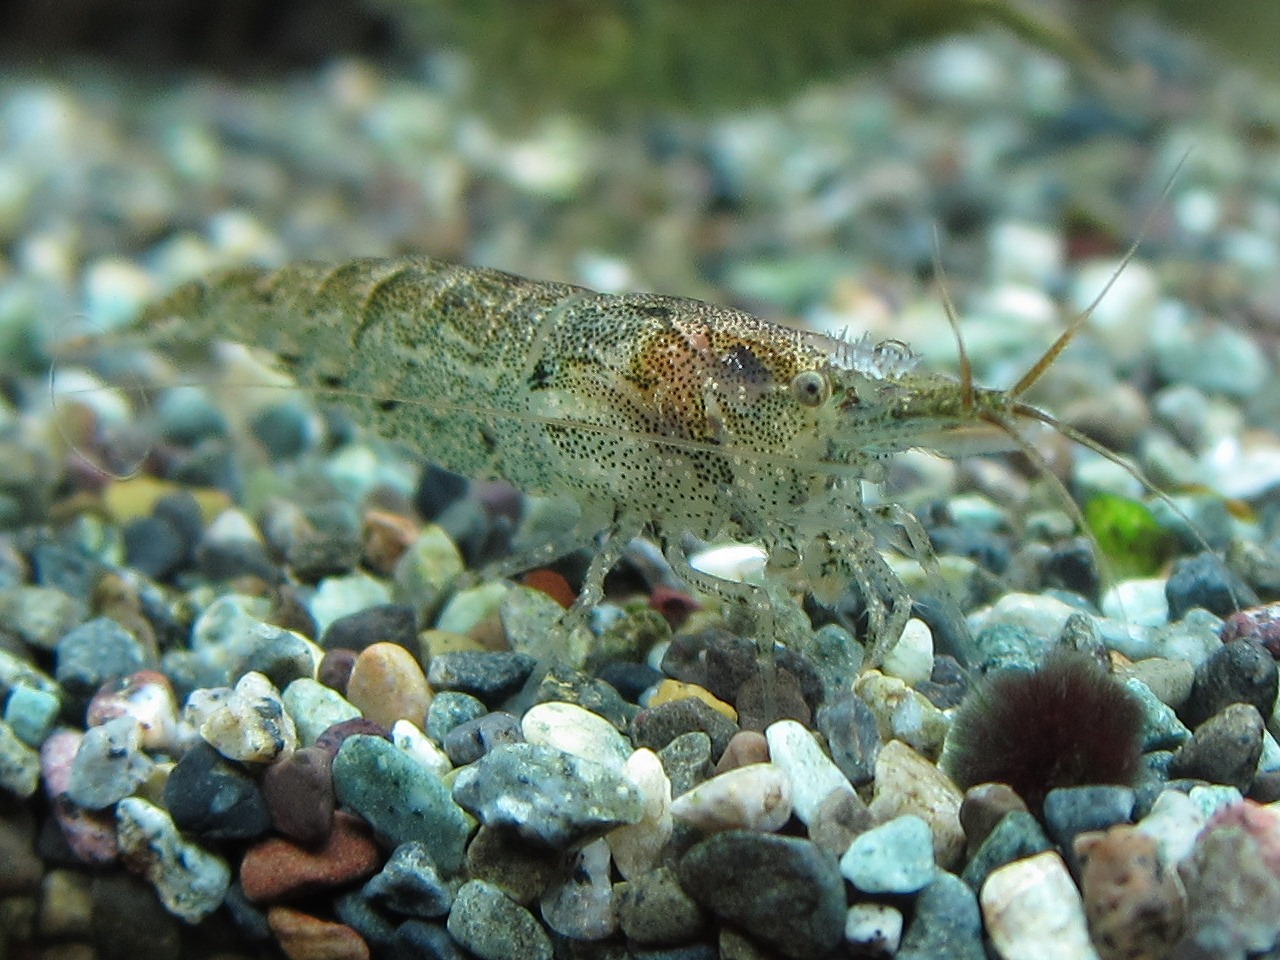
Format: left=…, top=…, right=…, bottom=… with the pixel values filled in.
left=110, top=251, right=1165, bottom=667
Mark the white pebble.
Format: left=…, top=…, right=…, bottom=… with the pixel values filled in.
left=607, top=748, right=672, bottom=880
left=1100, top=578, right=1169, bottom=627
left=765, top=719, right=854, bottom=825
left=879, top=618, right=934, bottom=687
left=187, top=671, right=297, bottom=764
left=1136, top=789, right=1206, bottom=870
left=522, top=701, right=632, bottom=774
left=981, top=851, right=1100, bottom=960
left=670, top=763, right=792, bottom=833
left=116, top=797, right=230, bottom=923
left=844, top=902, right=904, bottom=954
left=391, top=720, right=451, bottom=777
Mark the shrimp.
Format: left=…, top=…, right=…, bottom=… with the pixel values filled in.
left=119, top=253, right=1143, bottom=667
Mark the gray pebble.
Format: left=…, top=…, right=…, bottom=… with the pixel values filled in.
left=632, top=697, right=738, bottom=759
left=282, top=677, right=361, bottom=746
left=679, top=831, right=845, bottom=960
left=615, top=866, right=706, bottom=946
left=452, top=741, right=642, bottom=848
left=235, top=625, right=317, bottom=689
left=465, top=825, right=564, bottom=906
left=1123, top=677, right=1192, bottom=751
left=56, top=617, right=150, bottom=704
left=4, top=682, right=60, bottom=747
left=839, top=813, right=936, bottom=894
left=114, top=797, right=230, bottom=923
left=539, top=838, right=616, bottom=941
left=442, top=711, right=523, bottom=766
left=1182, top=639, right=1278, bottom=728
left=533, top=664, right=635, bottom=729
left=960, top=811, right=1052, bottom=891
left=1169, top=702, right=1265, bottom=793
left=897, top=872, right=985, bottom=960
left=0, top=720, right=40, bottom=798
left=332, top=734, right=472, bottom=873
left=447, top=879, right=552, bottom=960
left=333, top=889, right=399, bottom=950
left=427, top=650, right=537, bottom=704
left=425, top=690, right=487, bottom=742
left=391, top=920, right=469, bottom=960
left=657, top=731, right=713, bottom=798
left=66, top=717, right=153, bottom=810
left=362, top=841, right=454, bottom=918
left=0, top=585, right=85, bottom=651
left=1165, top=552, right=1257, bottom=620
left=1043, top=785, right=1136, bottom=873
left=815, top=692, right=881, bottom=787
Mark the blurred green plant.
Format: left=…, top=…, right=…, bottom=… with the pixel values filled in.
left=1083, top=491, right=1179, bottom=579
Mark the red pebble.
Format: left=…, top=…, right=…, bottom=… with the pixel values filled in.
left=268, top=905, right=370, bottom=960
left=241, top=812, right=382, bottom=903
left=650, top=584, right=699, bottom=628
left=521, top=568, right=576, bottom=609
left=1222, top=604, right=1280, bottom=658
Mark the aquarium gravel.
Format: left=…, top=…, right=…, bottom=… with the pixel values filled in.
left=4, top=10, right=1280, bottom=960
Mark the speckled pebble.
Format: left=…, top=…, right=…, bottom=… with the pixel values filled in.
left=679, top=831, right=845, bottom=960
left=898, top=872, right=986, bottom=960
left=262, top=746, right=335, bottom=844
left=187, top=671, right=298, bottom=763
left=1169, top=702, right=1264, bottom=792
left=852, top=669, right=949, bottom=759
left=1177, top=819, right=1280, bottom=955
left=55, top=616, right=151, bottom=704
left=1181, top=638, right=1277, bottom=728
left=670, top=762, right=792, bottom=833
left=521, top=700, right=633, bottom=772
left=980, top=851, right=1100, bottom=960
left=441, top=711, right=522, bottom=766
left=115, top=796, right=231, bottom=923
left=615, top=864, right=706, bottom=946
left=283, top=677, right=362, bottom=746
left=452, top=741, right=642, bottom=847
left=4, top=683, right=60, bottom=747
left=85, top=671, right=179, bottom=752
left=540, top=837, right=616, bottom=940
left=332, top=734, right=472, bottom=873
left=426, top=650, right=537, bottom=704
left=658, top=731, right=713, bottom=798
left=447, top=879, right=552, bottom=960
left=840, top=813, right=936, bottom=894
left=1075, top=825, right=1183, bottom=960
left=361, top=840, right=454, bottom=918
left=163, top=741, right=271, bottom=841
left=424, top=690, right=487, bottom=742
left=844, top=902, right=904, bottom=954
left=632, top=696, right=738, bottom=760
left=815, top=692, right=881, bottom=787
left=869, top=740, right=965, bottom=870
left=66, top=716, right=153, bottom=810
left=345, top=641, right=432, bottom=730
left=241, top=811, right=382, bottom=903
left=808, top=789, right=875, bottom=859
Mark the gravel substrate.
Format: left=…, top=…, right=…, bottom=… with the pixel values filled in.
left=4, top=10, right=1280, bottom=960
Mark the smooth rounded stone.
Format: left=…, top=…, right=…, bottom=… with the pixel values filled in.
left=844, top=902, right=903, bottom=955
left=1168, top=702, right=1265, bottom=792
left=540, top=837, right=616, bottom=941
left=670, top=762, right=792, bottom=833
left=678, top=831, right=845, bottom=960
left=607, top=747, right=674, bottom=880
left=426, top=650, right=537, bottom=704
left=734, top=664, right=812, bottom=731
left=332, top=734, right=472, bottom=874
left=763, top=719, right=854, bottom=826
left=714, top=730, right=770, bottom=773
left=392, top=720, right=452, bottom=778
left=0, top=585, right=84, bottom=651
left=114, top=797, right=231, bottom=923
left=267, top=905, right=371, bottom=960
left=320, top=603, right=417, bottom=653
left=90, top=873, right=181, bottom=960
left=1075, top=825, right=1184, bottom=960
left=66, top=716, right=153, bottom=810
left=959, top=782, right=1030, bottom=857
left=0, top=719, right=40, bottom=798
left=5, top=683, right=60, bottom=747
left=452, top=741, right=643, bottom=848
left=658, top=731, right=713, bottom=799
left=869, top=740, right=965, bottom=869
left=1165, top=552, right=1257, bottom=620
left=1042, top=785, right=1136, bottom=852
left=897, top=871, right=985, bottom=960
left=236, top=626, right=319, bottom=690
left=318, top=647, right=358, bottom=694
left=308, top=573, right=395, bottom=636
left=187, top=671, right=298, bottom=764
left=815, top=692, right=881, bottom=787
left=980, top=851, right=1100, bottom=960
left=1122, top=677, right=1191, bottom=751
left=425, top=690, right=487, bottom=742
left=809, top=788, right=875, bottom=859
left=1122, top=657, right=1195, bottom=708
left=392, top=521, right=465, bottom=595
left=840, top=813, right=936, bottom=894
left=361, top=841, right=453, bottom=918
left=262, top=746, right=335, bottom=844
left=852, top=670, right=949, bottom=759
left=447, top=879, right=552, bottom=960
left=283, top=678, right=362, bottom=746
left=39, top=868, right=93, bottom=939
left=392, top=919, right=469, bottom=960
left=345, top=641, right=432, bottom=730
left=616, top=864, right=707, bottom=946
left=163, top=741, right=270, bottom=841
left=881, top=617, right=934, bottom=687
left=435, top=581, right=510, bottom=636
left=1178, top=820, right=1280, bottom=956
left=1181, top=639, right=1278, bottom=728
left=522, top=700, right=633, bottom=773
left=442, top=711, right=523, bottom=766
left=632, top=697, right=738, bottom=761
left=55, top=616, right=151, bottom=704
left=85, top=671, right=179, bottom=752
left=961, top=811, right=1053, bottom=892
left=465, top=825, right=564, bottom=906
left=241, top=812, right=382, bottom=903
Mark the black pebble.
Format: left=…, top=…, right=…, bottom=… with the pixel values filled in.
left=1166, top=551, right=1258, bottom=620
left=320, top=603, right=418, bottom=653
left=164, top=742, right=271, bottom=841
left=1181, top=638, right=1278, bottom=728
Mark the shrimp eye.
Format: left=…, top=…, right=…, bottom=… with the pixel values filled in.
left=790, top=370, right=830, bottom=407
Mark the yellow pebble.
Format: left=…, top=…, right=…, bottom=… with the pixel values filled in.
left=650, top=679, right=738, bottom=722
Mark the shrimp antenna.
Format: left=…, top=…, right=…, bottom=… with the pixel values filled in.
left=932, top=224, right=974, bottom=410
left=1009, top=148, right=1192, bottom=400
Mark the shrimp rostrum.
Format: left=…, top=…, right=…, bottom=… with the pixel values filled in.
left=129, top=255, right=1082, bottom=666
